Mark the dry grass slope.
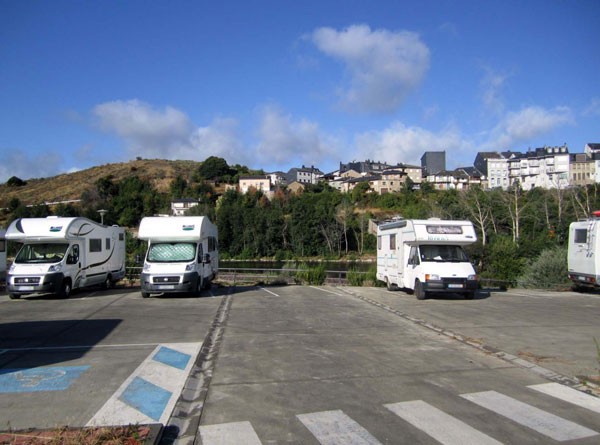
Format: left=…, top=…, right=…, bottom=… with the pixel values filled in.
left=0, top=159, right=202, bottom=208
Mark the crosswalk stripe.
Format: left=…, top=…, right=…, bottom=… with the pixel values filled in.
left=297, top=410, right=382, bottom=445
left=461, top=390, right=598, bottom=441
left=384, top=400, right=503, bottom=445
left=199, top=421, right=262, bottom=445
left=528, top=383, right=600, bottom=414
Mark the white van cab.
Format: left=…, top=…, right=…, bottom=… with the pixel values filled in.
left=138, top=216, right=218, bottom=298
left=377, top=217, right=478, bottom=300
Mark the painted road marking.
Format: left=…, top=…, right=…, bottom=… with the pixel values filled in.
left=0, top=366, right=89, bottom=392
left=385, top=400, right=503, bottom=445
left=297, top=410, right=382, bottom=445
left=199, top=421, right=262, bottom=445
left=309, top=286, right=345, bottom=296
left=528, top=383, right=600, bottom=414
left=259, top=286, right=279, bottom=297
left=87, top=342, right=201, bottom=426
left=461, top=390, right=598, bottom=441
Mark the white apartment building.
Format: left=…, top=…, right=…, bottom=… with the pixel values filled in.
left=239, top=176, right=271, bottom=194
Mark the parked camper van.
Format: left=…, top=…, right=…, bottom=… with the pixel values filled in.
left=568, top=213, right=600, bottom=290
left=138, top=216, right=218, bottom=298
left=377, top=218, right=478, bottom=300
left=0, top=228, right=6, bottom=285
left=5, top=217, right=126, bottom=299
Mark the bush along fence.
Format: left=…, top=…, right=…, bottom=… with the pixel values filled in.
left=121, top=264, right=574, bottom=290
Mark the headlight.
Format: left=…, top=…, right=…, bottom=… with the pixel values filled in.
left=185, top=263, right=195, bottom=272
left=143, top=263, right=151, bottom=272
left=425, top=274, right=440, bottom=281
left=48, top=264, right=62, bottom=272
left=468, top=274, right=477, bottom=281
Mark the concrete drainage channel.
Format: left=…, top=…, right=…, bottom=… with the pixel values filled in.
left=160, top=288, right=233, bottom=445
left=337, top=287, right=600, bottom=397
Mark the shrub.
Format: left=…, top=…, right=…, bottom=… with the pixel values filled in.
left=346, top=267, right=365, bottom=286
left=518, top=246, right=570, bottom=288
left=295, top=262, right=326, bottom=285
left=364, top=264, right=384, bottom=287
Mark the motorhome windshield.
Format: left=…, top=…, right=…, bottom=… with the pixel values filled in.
left=147, top=243, right=196, bottom=262
left=15, top=243, right=69, bottom=264
left=420, top=245, right=469, bottom=263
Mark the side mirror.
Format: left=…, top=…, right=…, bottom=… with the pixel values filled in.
left=203, top=253, right=211, bottom=264
left=66, top=255, right=74, bottom=265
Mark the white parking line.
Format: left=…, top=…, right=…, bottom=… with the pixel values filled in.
left=461, top=390, right=598, bottom=441
left=199, top=421, right=262, bottom=445
left=259, top=286, right=279, bottom=297
left=385, top=400, right=502, bottom=445
left=528, top=383, right=600, bottom=414
left=309, top=286, right=345, bottom=296
left=297, top=410, right=381, bottom=445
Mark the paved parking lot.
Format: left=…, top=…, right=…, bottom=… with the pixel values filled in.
left=0, top=284, right=599, bottom=444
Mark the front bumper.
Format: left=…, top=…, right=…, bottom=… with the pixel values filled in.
left=7, top=273, right=64, bottom=295
left=423, top=278, right=478, bottom=293
left=141, top=272, right=200, bottom=294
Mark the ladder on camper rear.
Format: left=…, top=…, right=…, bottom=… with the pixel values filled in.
left=586, top=219, right=596, bottom=258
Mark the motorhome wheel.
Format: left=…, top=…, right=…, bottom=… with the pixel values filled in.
left=102, top=275, right=112, bottom=290
left=415, top=280, right=426, bottom=300
left=58, top=280, right=71, bottom=299
left=9, top=293, right=20, bottom=300
left=141, top=291, right=150, bottom=298
left=464, top=291, right=475, bottom=300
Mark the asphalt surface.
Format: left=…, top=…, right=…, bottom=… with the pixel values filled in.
left=0, top=284, right=598, bottom=444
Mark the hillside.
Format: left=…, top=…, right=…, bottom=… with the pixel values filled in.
left=0, top=159, right=203, bottom=208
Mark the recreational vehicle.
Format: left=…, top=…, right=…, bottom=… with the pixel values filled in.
left=0, top=228, right=6, bottom=285
left=377, top=218, right=478, bottom=300
left=5, top=217, right=126, bottom=299
left=138, top=216, right=218, bottom=298
left=568, top=213, right=600, bottom=290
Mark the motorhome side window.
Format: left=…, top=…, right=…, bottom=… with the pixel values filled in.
left=198, top=243, right=204, bottom=260
left=574, top=229, right=587, bottom=244
left=409, top=247, right=419, bottom=265
left=389, top=234, right=396, bottom=250
left=90, top=239, right=102, bottom=252
left=119, top=233, right=124, bottom=241
left=105, top=238, right=111, bottom=250
left=207, top=237, right=217, bottom=252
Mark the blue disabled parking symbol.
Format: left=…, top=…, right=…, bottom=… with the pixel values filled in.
left=0, top=366, right=90, bottom=392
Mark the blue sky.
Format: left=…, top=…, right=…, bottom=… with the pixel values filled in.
left=1, top=0, right=599, bottom=181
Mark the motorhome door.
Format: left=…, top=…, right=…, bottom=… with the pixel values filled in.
left=65, top=243, right=83, bottom=288
left=405, top=246, right=420, bottom=289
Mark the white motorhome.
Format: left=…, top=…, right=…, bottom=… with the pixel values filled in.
left=377, top=217, right=478, bottom=300
left=568, top=213, right=600, bottom=290
left=5, top=217, right=126, bottom=299
left=0, top=228, right=6, bottom=285
left=138, top=216, right=218, bottom=298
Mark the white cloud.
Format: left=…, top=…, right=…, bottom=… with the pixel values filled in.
left=0, top=152, right=63, bottom=183
left=582, top=97, right=600, bottom=117
left=353, top=122, right=473, bottom=167
left=310, top=24, right=430, bottom=113
left=255, top=105, right=340, bottom=166
left=490, top=105, right=574, bottom=149
left=481, top=67, right=509, bottom=116
left=93, top=99, right=246, bottom=163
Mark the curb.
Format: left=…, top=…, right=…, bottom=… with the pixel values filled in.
left=160, top=288, right=233, bottom=444
left=338, top=286, right=600, bottom=397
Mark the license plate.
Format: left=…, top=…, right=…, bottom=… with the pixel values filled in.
left=448, top=283, right=463, bottom=289
left=158, top=285, right=175, bottom=290
left=19, top=286, right=34, bottom=291
left=579, top=276, right=586, bottom=281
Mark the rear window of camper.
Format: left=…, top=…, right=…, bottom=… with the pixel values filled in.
left=148, top=243, right=196, bottom=262
left=208, top=237, right=217, bottom=252
left=574, top=229, right=587, bottom=243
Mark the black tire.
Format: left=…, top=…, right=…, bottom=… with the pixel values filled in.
left=9, top=293, right=20, bottom=300
left=141, top=291, right=151, bottom=298
left=415, top=280, right=426, bottom=300
left=196, top=276, right=203, bottom=296
left=102, top=275, right=112, bottom=290
left=58, top=280, right=71, bottom=299
left=464, top=291, right=475, bottom=300
left=386, top=277, right=397, bottom=291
